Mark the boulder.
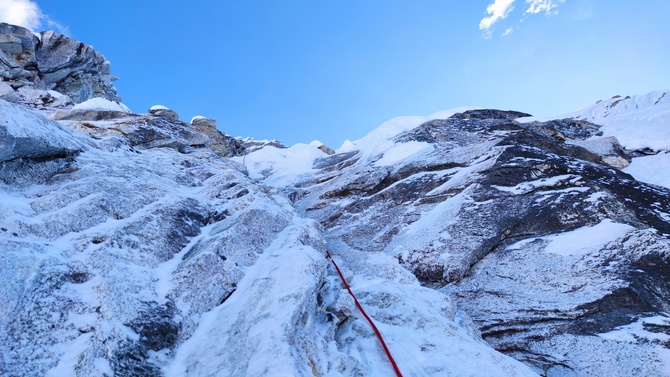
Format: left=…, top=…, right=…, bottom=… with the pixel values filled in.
left=189, top=116, right=245, bottom=157
left=0, top=99, right=86, bottom=163
left=148, top=105, right=179, bottom=120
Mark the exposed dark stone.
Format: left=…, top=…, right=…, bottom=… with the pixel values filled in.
left=128, top=302, right=181, bottom=352
left=51, top=109, right=136, bottom=121
left=450, top=109, right=532, bottom=120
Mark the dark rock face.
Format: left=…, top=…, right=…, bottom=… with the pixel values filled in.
left=0, top=23, right=39, bottom=83
left=0, top=23, right=120, bottom=104
left=451, top=109, right=532, bottom=120
left=287, top=112, right=670, bottom=376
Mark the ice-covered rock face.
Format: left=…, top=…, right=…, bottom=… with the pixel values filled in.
left=277, top=109, right=670, bottom=376
left=1, top=102, right=539, bottom=376
left=0, top=101, right=312, bottom=375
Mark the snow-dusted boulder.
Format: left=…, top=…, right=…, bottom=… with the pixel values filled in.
left=149, top=105, right=179, bottom=120
left=0, top=99, right=91, bottom=185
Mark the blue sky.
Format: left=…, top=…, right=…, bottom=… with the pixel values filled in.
left=2, top=1, right=669, bottom=147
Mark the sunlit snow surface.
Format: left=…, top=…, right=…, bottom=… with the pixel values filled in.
left=72, top=97, right=132, bottom=113
left=522, top=89, right=670, bottom=152
left=238, top=107, right=477, bottom=188
left=624, top=152, right=670, bottom=190
left=508, top=219, right=634, bottom=256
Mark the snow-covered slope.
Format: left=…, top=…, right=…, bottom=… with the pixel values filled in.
left=570, top=90, right=670, bottom=191
left=573, top=90, right=670, bottom=152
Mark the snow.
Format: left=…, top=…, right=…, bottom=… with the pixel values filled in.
left=337, top=107, right=477, bottom=162
left=599, top=315, right=670, bottom=344
left=190, top=115, right=206, bottom=123
left=72, top=97, right=131, bottom=113
left=375, top=141, right=434, bottom=166
left=45, top=333, right=93, bottom=377
left=492, top=174, right=581, bottom=195
left=232, top=143, right=325, bottom=187
left=150, top=104, right=169, bottom=110
left=239, top=106, right=477, bottom=187
left=6, top=84, right=670, bottom=376
left=386, top=191, right=467, bottom=260
left=624, top=152, right=670, bottom=190
left=508, top=219, right=634, bottom=257
left=542, top=219, right=634, bottom=256
left=521, top=90, right=670, bottom=151
left=167, top=221, right=328, bottom=377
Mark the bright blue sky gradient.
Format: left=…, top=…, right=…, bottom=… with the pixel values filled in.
left=5, top=1, right=670, bottom=147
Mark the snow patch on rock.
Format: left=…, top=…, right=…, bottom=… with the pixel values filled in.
left=72, top=97, right=131, bottom=113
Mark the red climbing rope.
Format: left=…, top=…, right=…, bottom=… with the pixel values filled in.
left=325, top=250, right=404, bottom=377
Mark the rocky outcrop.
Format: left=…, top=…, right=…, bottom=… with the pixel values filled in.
left=0, top=99, right=92, bottom=186
left=190, top=116, right=245, bottom=157
left=235, top=136, right=286, bottom=154
left=0, top=23, right=39, bottom=83
left=0, top=23, right=120, bottom=104
left=277, top=109, right=670, bottom=376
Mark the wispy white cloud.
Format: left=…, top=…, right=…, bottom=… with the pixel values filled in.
left=0, top=0, right=69, bottom=34
left=479, top=0, right=516, bottom=31
left=480, top=0, right=568, bottom=38
left=525, top=0, right=565, bottom=15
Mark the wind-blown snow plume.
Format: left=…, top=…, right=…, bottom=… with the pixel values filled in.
left=0, top=0, right=68, bottom=34
left=479, top=0, right=515, bottom=32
